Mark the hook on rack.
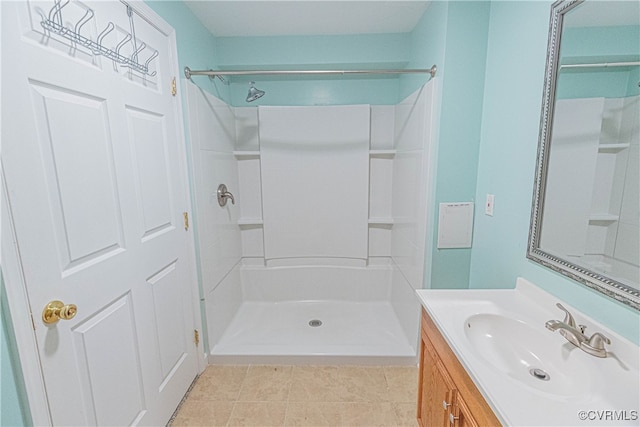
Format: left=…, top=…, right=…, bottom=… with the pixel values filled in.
left=131, top=42, right=146, bottom=63
left=40, top=0, right=158, bottom=77
left=95, top=22, right=114, bottom=51
left=115, top=33, right=132, bottom=56
left=74, top=8, right=93, bottom=35
left=49, top=0, right=68, bottom=25
left=69, top=7, right=92, bottom=54
left=144, top=51, right=159, bottom=77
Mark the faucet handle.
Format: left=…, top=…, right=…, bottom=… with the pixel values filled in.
left=587, top=332, right=610, bottom=347
left=555, top=303, right=577, bottom=328
left=581, top=332, right=611, bottom=358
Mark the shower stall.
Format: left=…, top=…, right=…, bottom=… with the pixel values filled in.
left=184, top=76, right=437, bottom=365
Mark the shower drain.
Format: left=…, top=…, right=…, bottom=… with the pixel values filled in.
left=308, top=319, right=323, bottom=327
left=529, top=368, right=550, bottom=381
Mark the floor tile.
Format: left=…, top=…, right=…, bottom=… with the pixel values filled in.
left=337, top=366, right=390, bottom=402
left=289, top=366, right=342, bottom=402
left=392, top=402, right=419, bottom=427
left=188, top=365, right=249, bottom=401
left=384, top=366, right=419, bottom=403
left=172, top=364, right=420, bottom=427
left=238, top=365, right=293, bottom=402
left=227, top=401, right=287, bottom=426
left=285, top=402, right=343, bottom=426
left=172, top=400, right=234, bottom=426
left=340, top=402, right=398, bottom=427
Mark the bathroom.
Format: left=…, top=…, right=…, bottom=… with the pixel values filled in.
left=1, top=0, right=638, bottom=426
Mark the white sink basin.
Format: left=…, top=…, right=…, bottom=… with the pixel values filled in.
left=416, top=278, right=640, bottom=427
left=463, top=313, right=592, bottom=397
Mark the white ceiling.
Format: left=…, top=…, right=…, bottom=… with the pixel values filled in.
left=184, top=1, right=431, bottom=37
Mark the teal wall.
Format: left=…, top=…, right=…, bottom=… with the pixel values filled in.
left=627, top=66, right=640, bottom=95
left=469, top=1, right=639, bottom=344
left=146, top=0, right=228, bottom=101
left=214, top=33, right=412, bottom=106
left=1, top=274, right=31, bottom=427
left=422, top=1, right=491, bottom=289
left=399, top=1, right=448, bottom=101
left=557, top=25, right=640, bottom=99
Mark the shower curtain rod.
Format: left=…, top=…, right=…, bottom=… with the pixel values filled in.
left=183, top=64, right=437, bottom=81
left=560, top=61, right=640, bottom=69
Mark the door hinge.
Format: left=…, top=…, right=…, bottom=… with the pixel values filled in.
left=171, top=77, right=177, bottom=96
left=194, top=329, right=200, bottom=346
left=183, top=212, right=189, bottom=231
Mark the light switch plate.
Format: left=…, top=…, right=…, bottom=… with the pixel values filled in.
left=485, top=194, right=495, bottom=216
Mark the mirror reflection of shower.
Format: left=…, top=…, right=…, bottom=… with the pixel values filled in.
left=246, top=81, right=265, bottom=102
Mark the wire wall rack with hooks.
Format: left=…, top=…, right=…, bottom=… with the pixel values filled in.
left=40, top=0, right=158, bottom=76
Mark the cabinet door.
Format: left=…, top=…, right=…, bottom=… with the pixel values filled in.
left=419, top=336, right=456, bottom=427
left=449, top=391, right=479, bottom=427
left=419, top=310, right=502, bottom=427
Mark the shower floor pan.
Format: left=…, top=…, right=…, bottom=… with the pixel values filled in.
left=210, top=300, right=417, bottom=365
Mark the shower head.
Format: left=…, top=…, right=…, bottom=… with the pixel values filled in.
left=246, top=81, right=265, bottom=102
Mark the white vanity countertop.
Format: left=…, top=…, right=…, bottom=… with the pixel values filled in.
left=416, top=278, right=640, bottom=427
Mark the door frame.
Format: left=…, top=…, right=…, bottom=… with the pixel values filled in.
left=0, top=2, right=204, bottom=424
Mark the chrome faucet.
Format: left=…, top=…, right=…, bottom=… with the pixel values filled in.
left=545, top=319, right=587, bottom=347
left=545, top=303, right=611, bottom=358
left=545, top=303, right=587, bottom=347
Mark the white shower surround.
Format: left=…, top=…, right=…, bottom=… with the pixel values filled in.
left=259, top=105, right=371, bottom=261
left=184, top=80, right=437, bottom=365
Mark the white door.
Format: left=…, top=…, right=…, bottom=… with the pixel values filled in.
left=1, top=1, right=198, bottom=425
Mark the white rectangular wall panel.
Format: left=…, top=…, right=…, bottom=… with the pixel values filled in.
left=259, top=105, right=370, bottom=260
left=370, top=105, right=395, bottom=149
left=184, top=82, right=241, bottom=295
left=437, top=202, right=474, bottom=249
left=391, top=82, right=436, bottom=289
left=235, top=107, right=260, bottom=150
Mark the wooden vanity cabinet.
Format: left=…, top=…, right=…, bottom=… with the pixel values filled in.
left=417, top=309, right=501, bottom=427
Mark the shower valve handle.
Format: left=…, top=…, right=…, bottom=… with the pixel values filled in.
left=217, top=184, right=235, bottom=207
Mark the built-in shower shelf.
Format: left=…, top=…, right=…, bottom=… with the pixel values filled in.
left=234, top=150, right=261, bottom=158
left=589, top=214, right=619, bottom=223
left=238, top=218, right=264, bottom=226
left=369, top=150, right=396, bottom=158
left=598, top=143, right=629, bottom=153
left=368, top=218, right=394, bottom=225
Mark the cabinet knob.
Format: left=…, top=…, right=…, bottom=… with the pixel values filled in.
left=449, top=413, right=459, bottom=424
left=442, top=400, right=451, bottom=410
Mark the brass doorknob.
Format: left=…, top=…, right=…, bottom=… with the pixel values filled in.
left=42, top=300, right=77, bottom=324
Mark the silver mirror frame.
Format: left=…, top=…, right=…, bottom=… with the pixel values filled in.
left=527, top=0, right=640, bottom=310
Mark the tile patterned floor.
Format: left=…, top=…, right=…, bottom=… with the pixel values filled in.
left=170, top=365, right=419, bottom=427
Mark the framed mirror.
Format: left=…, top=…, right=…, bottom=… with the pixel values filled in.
left=528, top=0, right=640, bottom=309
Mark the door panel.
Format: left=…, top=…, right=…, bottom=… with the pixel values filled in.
left=72, top=292, right=146, bottom=426
left=2, top=1, right=197, bottom=425
left=125, top=107, right=174, bottom=241
left=28, top=80, right=126, bottom=270
left=147, top=261, right=188, bottom=383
